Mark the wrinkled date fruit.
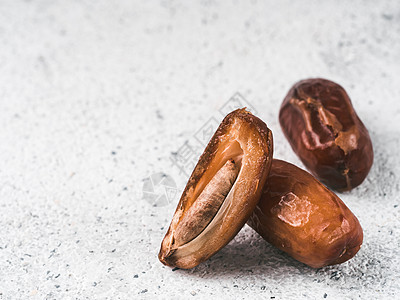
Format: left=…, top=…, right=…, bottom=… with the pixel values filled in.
left=159, top=109, right=273, bottom=269
left=247, top=159, right=363, bottom=268
left=279, top=78, right=373, bottom=191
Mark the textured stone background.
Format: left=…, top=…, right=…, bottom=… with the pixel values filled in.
left=0, top=0, right=399, bottom=299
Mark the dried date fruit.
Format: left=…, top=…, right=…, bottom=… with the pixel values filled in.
left=279, top=78, right=373, bottom=191
left=159, top=109, right=273, bottom=269
left=247, top=159, right=363, bottom=268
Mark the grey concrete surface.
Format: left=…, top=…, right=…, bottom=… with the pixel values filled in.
left=0, top=0, right=399, bottom=299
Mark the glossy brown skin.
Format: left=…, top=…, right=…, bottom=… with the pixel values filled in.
left=247, top=159, right=363, bottom=268
left=279, top=78, right=373, bottom=191
left=159, top=109, right=273, bottom=269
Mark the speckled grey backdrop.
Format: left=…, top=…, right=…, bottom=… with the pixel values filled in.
left=0, top=0, right=399, bottom=299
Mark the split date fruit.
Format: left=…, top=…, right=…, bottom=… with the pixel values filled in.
left=159, top=109, right=273, bottom=269
left=247, top=159, right=363, bottom=268
left=279, top=78, right=373, bottom=191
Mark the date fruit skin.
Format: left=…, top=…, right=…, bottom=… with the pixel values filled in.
left=247, top=159, right=363, bottom=268
left=279, top=78, right=373, bottom=191
left=159, top=108, right=273, bottom=269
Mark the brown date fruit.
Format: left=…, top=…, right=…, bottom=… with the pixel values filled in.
left=247, top=159, right=363, bottom=268
left=279, top=78, right=373, bottom=191
left=159, top=109, right=273, bottom=269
